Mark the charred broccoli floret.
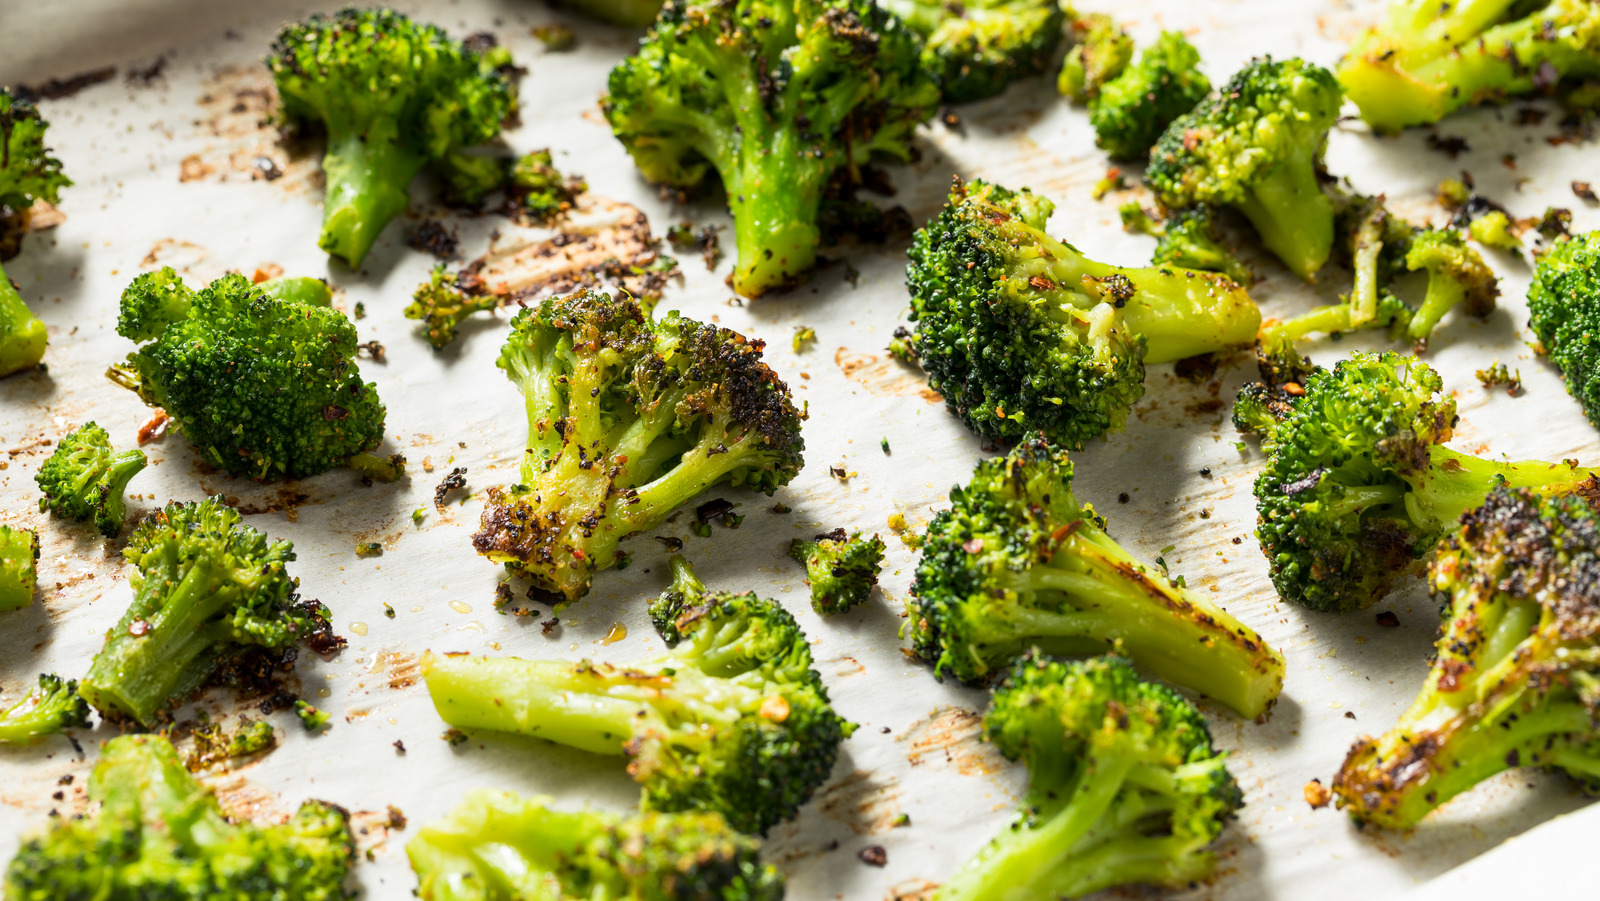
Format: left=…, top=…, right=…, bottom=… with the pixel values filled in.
left=880, top=0, right=1063, bottom=103
left=788, top=528, right=885, bottom=615
left=1121, top=204, right=1254, bottom=286
left=1057, top=9, right=1133, bottom=100
left=1232, top=335, right=1317, bottom=438
left=35, top=421, right=148, bottom=537
left=1090, top=31, right=1211, bottom=161
left=511, top=149, right=586, bottom=222
left=0, top=525, right=38, bottom=612
left=1399, top=227, right=1498, bottom=348
left=406, top=265, right=497, bottom=350
left=1529, top=230, right=1600, bottom=428
left=0, top=88, right=70, bottom=378
left=0, top=675, right=90, bottom=744
left=421, top=556, right=853, bottom=835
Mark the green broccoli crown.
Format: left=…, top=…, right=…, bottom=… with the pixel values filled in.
left=472, top=290, right=804, bottom=604
left=1530, top=231, right=1600, bottom=428
left=267, top=8, right=514, bottom=266
left=5, top=734, right=354, bottom=901
left=1334, top=486, right=1600, bottom=828
left=1151, top=205, right=1254, bottom=286
left=1401, top=227, right=1498, bottom=348
left=0, top=525, right=38, bottom=612
left=0, top=675, right=91, bottom=745
left=1090, top=30, right=1212, bottom=161
left=0, top=88, right=70, bottom=214
left=603, top=0, right=938, bottom=296
left=35, top=421, right=149, bottom=537
left=788, top=528, right=886, bottom=615
left=883, top=0, right=1064, bottom=103
left=405, top=264, right=497, bottom=350
left=908, top=434, right=1285, bottom=717
left=1057, top=10, right=1134, bottom=100
left=1231, top=335, right=1317, bottom=438
left=936, top=653, right=1241, bottom=901
left=407, top=790, right=786, bottom=901
left=110, top=268, right=386, bottom=480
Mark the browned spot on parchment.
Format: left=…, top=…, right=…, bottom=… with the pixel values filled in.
left=835, top=347, right=940, bottom=403
left=183, top=65, right=320, bottom=193
left=813, top=769, right=903, bottom=835
left=140, top=238, right=208, bottom=272
left=901, top=706, right=1003, bottom=776
left=455, top=195, right=665, bottom=303
left=368, top=649, right=420, bottom=691
left=886, top=879, right=940, bottom=901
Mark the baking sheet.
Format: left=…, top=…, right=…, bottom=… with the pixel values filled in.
left=3, top=0, right=1599, bottom=897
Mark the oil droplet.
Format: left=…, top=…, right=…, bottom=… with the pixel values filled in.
left=449, top=601, right=472, bottom=614
left=487, top=642, right=502, bottom=650
left=602, top=622, right=628, bottom=645
left=460, top=621, right=485, bottom=633
left=350, top=621, right=369, bottom=636
left=316, top=687, right=332, bottom=699
left=410, top=606, right=423, bottom=613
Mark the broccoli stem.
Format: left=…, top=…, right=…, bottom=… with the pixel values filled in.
left=727, top=125, right=826, bottom=296
left=1405, top=273, right=1466, bottom=344
left=1407, top=448, right=1598, bottom=533
left=420, top=652, right=644, bottom=754
left=319, top=130, right=428, bottom=268
left=0, top=679, right=86, bottom=744
left=1233, top=161, right=1333, bottom=282
left=1347, top=208, right=1385, bottom=326
left=0, top=263, right=47, bottom=378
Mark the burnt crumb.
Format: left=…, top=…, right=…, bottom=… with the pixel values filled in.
left=1304, top=778, right=1331, bottom=809
left=695, top=498, right=740, bottom=528
left=829, top=466, right=849, bottom=480
left=252, top=156, right=283, bottom=181
left=1118, top=492, right=1130, bottom=504
left=666, top=221, right=722, bottom=270
left=1344, top=711, right=1356, bottom=720
left=386, top=805, right=407, bottom=830
left=494, top=582, right=514, bottom=612
left=1231, top=536, right=1243, bottom=545
left=358, top=340, right=386, bottom=362
left=540, top=618, right=560, bottom=635
left=1518, top=107, right=1548, bottom=126
left=461, top=32, right=498, bottom=54
left=394, top=740, right=406, bottom=754
left=1575, top=181, right=1599, bottom=203
left=1375, top=610, right=1401, bottom=627
left=857, top=845, right=888, bottom=867
left=56, top=774, right=72, bottom=786
left=1426, top=134, right=1470, bottom=158
left=126, top=55, right=168, bottom=87
left=1536, top=206, right=1573, bottom=241
left=442, top=728, right=469, bottom=747
left=434, top=467, right=468, bottom=511
left=1199, top=467, right=1212, bottom=478
left=938, top=105, right=963, bottom=130
left=408, top=219, right=459, bottom=259
left=15, top=66, right=116, bottom=102
left=1173, top=353, right=1220, bottom=382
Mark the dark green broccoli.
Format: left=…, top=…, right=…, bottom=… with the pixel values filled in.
left=472, top=290, right=804, bottom=604
left=905, top=178, right=1259, bottom=448
left=0, top=675, right=90, bottom=744
left=552, top=0, right=666, bottom=27
left=1232, top=335, right=1317, bottom=438
left=420, top=556, right=853, bottom=835
left=1090, top=31, right=1211, bottom=161
left=879, top=0, right=1063, bottom=103
left=267, top=8, right=514, bottom=267
left=788, top=528, right=885, bottom=615
left=407, top=790, right=786, bottom=900
left=4, top=734, right=354, bottom=900
left=1120, top=203, right=1254, bottom=285
left=1334, top=487, right=1600, bottom=828
left=108, top=268, right=387, bottom=480
left=405, top=265, right=497, bottom=349
left=435, top=150, right=509, bottom=208
left=510, top=149, right=586, bottom=222
left=35, top=421, right=148, bottom=537
left=79, top=497, right=342, bottom=727
left=185, top=714, right=279, bottom=769
left=603, top=0, right=939, bottom=296
left=0, top=88, right=70, bottom=378
left=0, top=525, right=38, bottom=612
left=1058, top=9, right=1133, bottom=100
left=1147, top=57, right=1343, bottom=281
left=907, top=435, right=1285, bottom=717
left=935, top=654, right=1242, bottom=900
left=1529, top=231, right=1600, bottom=428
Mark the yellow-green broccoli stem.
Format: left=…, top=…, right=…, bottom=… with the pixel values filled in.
left=0, top=525, right=38, bottom=611
left=319, top=131, right=429, bottom=267
left=727, top=129, right=828, bottom=297
left=0, top=264, right=46, bottom=378
left=0, top=675, right=90, bottom=744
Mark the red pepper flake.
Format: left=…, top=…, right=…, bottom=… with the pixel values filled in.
left=1028, top=275, right=1056, bottom=291
left=961, top=538, right=984, bottom=554
left=129, top=620, right=150, bottom=636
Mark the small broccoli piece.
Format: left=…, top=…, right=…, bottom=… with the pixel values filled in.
left=887, top=326, right=918, bottom=364
left=295, top=700, right=332, bottom=732
left=188, top=715, right=278, bottom=768
left=421, top=556, right=853, bottom=835
left=532, top=23, right=578, bottom=51
left=1150, top=206, right=1253, bottom=286
left=1232, top=335, right=1317, bottom=438
left=1476, top=361, right=1523, bottom=396
left=792, top=325, right=816, bottom=353
left=257, top=275, right=333, bottom=307
left=406, top=265, right=497, bottom=350
left=435, top=150, right=510, bottom=208
left=1147, top=57, right=1343, bottom=280
left=553, top=0, right=666, bottom=27
left=510, top=149, right=586, bottom=222
left=1529, top=231, right=1600, bottom=427
left=109, top=269, right=387, bottom=480
left=789, top=528, right=885, bottom=615
left=1437, top=177, right=1472, bottom=211
left=34, top=421, right=148, bottom=537
left=471, top=290, right=804, bottom=604
left=267, top=9, right=514, bottom=266
left=1253, top=352, right=1600, bottom=613
left=1469, top=210, right=1521, bottom=250
left=0, top=89, right=70, bottom=378
left=934, top=654, right=1242, bottom=900
left=408, top=790, right=785, bottom=901
left=1401, top=228, right=1498, bottom=348
left=80, top=497, right=341, bottom=726
left=0, top=675, right=90, bottom=744
left=0, top=525, right=38, bottom=612
left=905, top=178, right=1259, bottom=448
left=603, top=0, right=939, bottom=296
left=4, top=734, right=354, bottom=900
left=347, top=451, right=407, bottom=483
left=1058, top=10, right=1133, bottom=100
left=880, top=0, right=1063, bottom=103
left=1090, top=31, right=1211, bottom=161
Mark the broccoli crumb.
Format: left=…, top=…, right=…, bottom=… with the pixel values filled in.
left=1475, top=361, right=1523, bottom=396
left=772, top=503, right=791, bottom=514
left=1091, top=168, right=1125, bottom=200
left=1437, top=177, right=1471, bottom=210
left=1468, top=210, right=1521, bottom=251
left=294, top=700, right=331, bottom=732
left=434, top=467, right=467, bottom=510
left=355, top=541, right=382, bottom=558
left=531, top=23, right=576, bottom=51
left=886, top=326, right=918, bottom=363
left=1574, top=181, right=1597, bottom=203
left=857, top=845, right=887, bottom=867
left=891, top=813, right=911, bottom=828
left=881, top=437, right=890, bottom=454
left=412, top=508, right=426, bottom=525
left=393, top=740, right=406, bottom=754
left=792, top=326, right=816, bottom=352
left=354, top=302, right=366, bottom=320
left=383, top=603, right=396, bottom=619
left=442, top=728, right=468, bottom=746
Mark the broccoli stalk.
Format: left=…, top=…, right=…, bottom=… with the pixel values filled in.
left=35, top=421, right=148, bottom=537
left=0, top=525, right=38, bottom=612
left=879, top=0, right=1063, bottom=103
left=1529, top=230, right=1600, bottom=428
left=1090, top=31, right=1211, bottom=161
left=788, top=528, right=886, bottom=615
left=0, top=88, right=71, bottom=378
left=405, top=265, right=497, bottom=349
left=0, top=675, right=90, bottom=744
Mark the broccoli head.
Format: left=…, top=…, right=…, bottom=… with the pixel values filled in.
left=1090, top=31, right=1212, bottom=161
left=1156, top=206, right=1255, bottom=286
left=108, top=268, right=386, bottom=480
left=5, top=734, right=354, bottom=900
left=935, top=654, right=1242, bottom=901
left=0, top=675, right=90, bottom=744
left=1147, top=57, right=1343, bottom=281
left=405, top=264, right=497, bottom=350
left=1058, top=9, right=1133, bottom=100
left=0, top=88, right=70, bottom=378
left=1529, top=230, right=1600, bottom=428
left=880, top=0, right=1063, bottom=103
left=603, top=0, right=939, bottom=296
left=1400, top=227, right=1498, bottom=349
left=1334, top=487, right=1600, bottom=828
left=0, top=525, right=37, bottom=612
left=510, top=149, right=586, bottom=222
left=268, top=8, right=514, bottom=267
left=1232, top=334, right=1317, bottom=438
left=435, top=150, right=509, bottom=208
left=407, top=790, right=786, bottom=901
left=789, top=528, right=885, bottom=615
left=472, top=289, right=804, bottom=604
left=35, top=421, right=148, bottom=537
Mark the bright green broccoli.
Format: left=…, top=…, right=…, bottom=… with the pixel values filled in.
left=1529, top=231, right=1600, bottom=428
left=510, top=149, right=586, bottom=222
left=471, top=290, right=804, bottom=604
left=405, top=265, right=497, bottom=350
left=0, top=525, right=37, bottom=612
left=1090, top=31, right=1211, bottom=161
left=1121, top=203, right=1254, bottom=285
left=603, top=0, right=939, bottom=297
left=4, top=734, right=354, bottom=900
left=421, top=556, right=853, bottom=835
left=934, top=654, right=1242, bottom=901
left=1147, top=57, right=1343, bottom=281
left=788, top=528, right=885, bottom=615
left=1399, top=227, right=1498, bottom=348
left=408, top=790, right=786, bottom=900
left=108, top=268, right=387, bottom=480
left=267, top=8, right=514, bottom=267
left=1058, top=9, right=1133, bottom=100
left=553, top=0, right=666, bottom=27
left=905, top=177, right=1259, bottom=448
left=35, top=421, right=148, bottom=537
left=294, top=699, right=332, bottom=732
left=0, top=88, right=70, bottom=378
left=0, top=675, right=90, bottom=744
left=879, top=0, right=1063, bottom=103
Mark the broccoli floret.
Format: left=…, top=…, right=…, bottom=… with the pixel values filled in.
left=1469, top=209, right=1521, bottom=250
left=905, top=178, right=1259, bottom=448
left=0, top=675, right=90, bottom=744
left=79, top=497, right=341, bottom=726
left=1529, top=231, right=1600, bottom=427
left=407, top=790, right=786, bottom=900
left=1252, top=352, right=1600, bottom=614
left=1232, top=336, right=1318, bottom=438
left=1333, top=487, right=1600, bottom=827
left=471, top=290, right=804, bottom=604
left=553, top=0, right=666, bottom=27
left=1401, top=228, right=1498, bottom=348
left=294, top=699, right=332, bottom=732
left=1119, top=203, right=1253, bottom=284
left=1090, top=31, right=1211, bottom=161
left=4, top=734, right=354, bottom=900
left=108, top=269, right=387, bottom=480
left=1147, top=57, right=1343, bottom=281
left=880, top=0, right=1063, bottom=103
left=510, top=149, right=586, bottom=222
left=420, top=556, right=853, bottom=835
left=908, top=435, right=1286, bottom=717
left=1058, top=10, right=1133, bottom=100
left=435, top=150, right=509, bottom=208
left=35, top=421, right=148, bottom=537
left=0, top=525, right=38, bottom=612
left=1339, top=0, right=1600, bottom=133
left=0, top=89, right=70, bottom=379
left=788, top=528, right=885, bottom=615
left=935, top=654, right=1242, bottom=900
left=406, top=265, right=497, bottom=350
left=603, top=0, right=938, bottom=297
left=267, top=9, right=514, bottom=267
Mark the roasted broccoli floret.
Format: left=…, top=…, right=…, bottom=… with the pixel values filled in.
left=510, top=149, right=586, bottom=222
left=789, top=528, right=885, bottom=615
left=0, top=675, right=90, bottom=744
left=472, top=290, right=804, bottom=604
left=934, top=654, right=1242, bottom=901
left=35, top=421, right=148, bottom=537
left=1090, top=31, right=1211, bottom=161
left=1251, top=352, right=1600, bottom=614
left=1122, top=204, right=1254, bottom=286
left=4, top=734, right=354, bottom=900
left=1333, top=487, right=1600, bottom=827
left=421, top=556, right=853, bottom=835
left=604, top=0, right=939, bottom=296
left=80, top=497, right=340, bottom=726
left=267, top=8, right=515, bottom=267
left=1232, top=335, right=1317, bottom=438
left=108, top=269, right=387, bottom=480
left=436, top=150, right=509, bottom=208
left=553, top=0, right=667, bottom=27
left=0, top=525, right=38, bottom=612
left=879, top=0, right=1063, bottom=103
left=407, top=790, right=786, bottom=900
left=1147, top=57, right=1343, bottom=281
left=1058, top=9, right=1133, bottom=100
left=406, top=265, right=497, bottom=350
left=905, top=178, right=1259, bottom=448
left=1529, top=231, right=1600, bottom=428
left=1400, top=227, right=1498, bottom=348
left=0, top=88, right=70, bottom=378
left=908, top=435, right=1286, bottom=717
left=1339, top=0, right=1600, bottom=133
